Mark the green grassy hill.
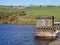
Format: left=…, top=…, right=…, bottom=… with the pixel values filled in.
left=0, top=6, right=60, bottom=24
left=24, top=7, right=60, bottom=21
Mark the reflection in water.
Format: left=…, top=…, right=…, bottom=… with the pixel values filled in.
left=34, top=39, right=50, bottom=45
left=34, top=38, right=57, bottom=45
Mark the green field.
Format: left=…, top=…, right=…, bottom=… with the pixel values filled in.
left=0, top=6, right=60, bottom=24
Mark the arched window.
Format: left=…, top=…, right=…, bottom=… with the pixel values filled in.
left=57, top=32, right=60, bottom=38
left=41, top=20, right=46, bottom=26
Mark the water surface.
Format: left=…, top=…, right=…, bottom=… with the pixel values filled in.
left=0, top=24, right=59, bottom=45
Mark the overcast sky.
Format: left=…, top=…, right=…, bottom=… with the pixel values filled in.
left=0, top=0, right=60, bottom=6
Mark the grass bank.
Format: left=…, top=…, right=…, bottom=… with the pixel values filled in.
left=0, top=6, right=60, bottom=24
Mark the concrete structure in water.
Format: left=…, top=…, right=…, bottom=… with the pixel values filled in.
left=34, top=16, right=60, bottom=39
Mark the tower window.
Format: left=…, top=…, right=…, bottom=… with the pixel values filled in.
left=41, top=20, right=46, bottom=26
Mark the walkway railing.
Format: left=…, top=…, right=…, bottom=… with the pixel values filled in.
left=35, top=27, right=57, bottom=31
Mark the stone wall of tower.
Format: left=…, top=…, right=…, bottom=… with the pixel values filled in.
left=36, top=16, right=54, bottom=28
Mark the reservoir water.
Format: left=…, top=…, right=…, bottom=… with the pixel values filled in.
left=0, top=24, right=60, bottom=45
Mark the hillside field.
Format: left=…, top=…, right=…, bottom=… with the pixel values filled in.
left=0, top=6, right=60, bottom=24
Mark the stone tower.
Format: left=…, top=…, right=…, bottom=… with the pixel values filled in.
left=35, top=16, right=58, bottom=39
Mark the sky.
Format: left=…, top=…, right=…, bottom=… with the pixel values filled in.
left=0, top=0, right=60, bottom=6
